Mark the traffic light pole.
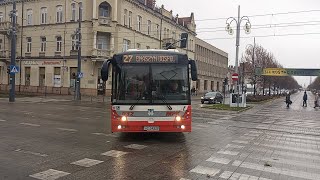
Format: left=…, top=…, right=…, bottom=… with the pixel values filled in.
left=9, top=0, right=17, bottom=102
left=75, top=3, right=82, bottom=101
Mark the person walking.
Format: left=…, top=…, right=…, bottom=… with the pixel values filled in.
left=285, top=92, right=292, bottom=108
left=303, top=91, right=308, bottom=107
left=314, top=93, right=319, bottom=108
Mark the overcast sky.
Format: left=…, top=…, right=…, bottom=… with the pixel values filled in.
left=157, top=0, right=320, bottom=87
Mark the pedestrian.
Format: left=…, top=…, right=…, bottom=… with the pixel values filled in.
left=314, top=93, right=319, bottom=108
left=303, top=91, right=308, bottom=107
left=285, top=92, right=292, bottom=108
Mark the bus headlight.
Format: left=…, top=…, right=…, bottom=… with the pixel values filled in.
left=181, top=125, right=186, bottom=129
left=176, top=116, right=181, bottom=121
left=121, top=116, right=127, bottom=121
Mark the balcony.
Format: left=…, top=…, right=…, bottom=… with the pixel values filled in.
left=98, top=17, right=112, bottom=26
left=92, top=49, right=111, bottom=58
left=0, top=22, right=11, bottom=35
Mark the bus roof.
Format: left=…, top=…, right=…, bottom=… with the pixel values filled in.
left=115, top=49, right=186, bottom=56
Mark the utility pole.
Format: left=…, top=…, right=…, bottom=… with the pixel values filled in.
left=252, top=37, right=256, bottom=97
left=9, top=0, right=17, bottom=102
left=75, top=2, right=82, bottom=101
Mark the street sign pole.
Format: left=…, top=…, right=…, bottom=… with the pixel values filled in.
left=9, top=0, right=17, bottom=102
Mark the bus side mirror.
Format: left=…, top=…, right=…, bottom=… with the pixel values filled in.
left=190, top=60, right=198, bottom=81
left=101, top=60, right=111, bottom=81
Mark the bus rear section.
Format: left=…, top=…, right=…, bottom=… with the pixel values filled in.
left=111, top=105, right=192, bottom=132
left=101, top=50, right=198, bottom=133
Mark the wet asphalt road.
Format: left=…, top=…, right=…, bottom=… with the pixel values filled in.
left=0, top=91, right=320, bottom=180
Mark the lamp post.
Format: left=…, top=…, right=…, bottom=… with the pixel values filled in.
left=225, top=5, right=251, bottom=106
left=246, top=37, right=256, bottom=97
left=73, top=0, right=82, bottom=101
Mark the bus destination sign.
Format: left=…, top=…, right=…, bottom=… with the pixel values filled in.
left=122, top=54, right=178, bottom=64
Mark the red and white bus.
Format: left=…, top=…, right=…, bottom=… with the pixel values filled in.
left=101, top=49, right=197, bottom=132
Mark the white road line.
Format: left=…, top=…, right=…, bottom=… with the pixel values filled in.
left=232, top=160, right=320, bottom=180
left=101, top=150, right=129, bottom=157
left=232, top=140, right=249, bottom=144
left=189, top=165, right=220, bottom=176
left=56, top=128, right=78, bottom=132
left=124, top=144, right=147, bottom=150
left=261, top=139, right=319, bottom=149
left=20, top=123, right=40, bottom=127
left=71, top=158, right=104, bottom=167
left=263, top=135, right=320, bottom=145
left=225, top=144, right=244, bottom=149
left=206, top=156, right=231, bottom=164
left=219, top=171, right=271, bottom=180
left=29, top=169, right=70, bottom=180
left=92, top=133, right=118, bottom=137
left=267, top=132, right=320, bottom=141
left=0, top=119, right=6, bottom=122
left=14, top=149, right=48, bottom=157
left=257, top=143, right=320, bottom=155
left=217, top=150, right=239, bottom=156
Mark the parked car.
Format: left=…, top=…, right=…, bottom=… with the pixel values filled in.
left=201, top=92, right=223, bottom=104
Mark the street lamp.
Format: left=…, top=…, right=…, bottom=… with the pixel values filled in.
left=225, top=5, right=251, bottom=106
left=246, top=38, right=256, bottom=97
left=73, top=0, right=82, bottom=101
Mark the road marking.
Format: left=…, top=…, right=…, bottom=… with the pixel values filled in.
left=189, top=165, right=220, bottom=176
left=57, top=128, right=78, bottom=132
left=244, top=133, right=260, bottom=137
left=257, top=143, right=320, bottom=155
left=232, top=160, right=320, bottom=180
left=267, top=132, right=320, bottom=141
left=71, top=158, right=104, bottom=167
left=125, top=144, right=147, bottom=150
left=232, top=140, right=249, bottom=144
left=29, top=169, right=70, bottom=180
left=217, top=150, right=239, bottom=156
left=14, top=149, right=48, bottom=157
left=101, top=150, right=129, bottom=157
left=219, top=171, right=271, bottom=180
left=179, top=178, right=191, bottom=180
left=206, top=156, right=231, bottom=164
left=20, top=123, right=40, bottom=127
left=225, top=144, right=244, bottom=149
left=0, top=119, right=6, bottom=122
left=239, top=136, right=255, bottom=141
left=92, top=133, right=118, bottom=137
left=254, top=156, right=320, bottom=170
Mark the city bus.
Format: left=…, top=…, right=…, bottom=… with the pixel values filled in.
left=101, top=49, right=198, bottom=132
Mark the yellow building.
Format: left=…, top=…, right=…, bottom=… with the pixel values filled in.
left=0, top=0, right=196, bottom=96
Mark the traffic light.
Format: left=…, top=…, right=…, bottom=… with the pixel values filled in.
left=7, top=67, right=10, bottom=74
left=180, top=33, right=188, bottom=48
left=223, top=77, right=228, bottom=85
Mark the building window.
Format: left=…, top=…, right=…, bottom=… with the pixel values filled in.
left=56, top=5, right=63, bottom=23
left=0, top=39, right=2, bottom=50
left=26, top=37, right=32, bottom=53
left=156, top=24, right=159, bottom=38
left=40, top=37, right=46, bottom=52
left=147, top=20, right=151, bottom=35
left=211, top=81, right=214, bottom=91
left=136, top=43, right=141, bottom=49
left=164, top=28, right=167, bottom=38
left=39, top=67, right=45, bottom=87
left=97, top=34, right=108, bottom=50
left=204, top=80, right=208, bottom=91
left=123, top=9, right=127, bottom=26
left=71, top=3, right=76, bottom=21
left=137, top=15, right=142, bottom=31
left=25, top=67, right=31, bottom=86
left=26, top=9, right=33, bottom=25
left=40, top=7, right=47, bottom=24
left=53, top=67, right=61, bottom=87
left=123, top=39, right=130, bottom=52
left=217, top=82, right=220, bottom=92
left=146, top=46, right=150, bottom=49
left=0, top=12, right=3, bottom=22
left=56, top=36, right=62, bottom=52
left=128, top=11, right=132, bottom=28
left=72, top=35, right=78, bottom=51
left=99, top=2, right=110, bottom=17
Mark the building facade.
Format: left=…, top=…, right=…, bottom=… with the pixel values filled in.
left=0, top=0, right=196, bottom=96
left=194, top=37, right=228, bottom=94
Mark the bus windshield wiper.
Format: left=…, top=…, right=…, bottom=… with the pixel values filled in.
left=129, top=96, right=142, bottom=110
left=156, top=93, right=172, bottom=110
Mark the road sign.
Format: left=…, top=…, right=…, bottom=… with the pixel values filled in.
left=261, top=68, right=320, bottom=76
left=78, top=72, right=84, bottom=79
left=10, top=65, right=20, bottom=74
left=232, top=73, right=238, bottom=81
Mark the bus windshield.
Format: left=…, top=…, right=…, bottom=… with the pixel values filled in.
left=112, top=64, right=189, bottom=104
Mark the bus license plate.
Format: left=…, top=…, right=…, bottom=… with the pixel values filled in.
left=144, top=126, right=160, bottom=131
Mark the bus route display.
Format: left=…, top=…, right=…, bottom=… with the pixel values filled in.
left=122, top=54, right=178, bottom=64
